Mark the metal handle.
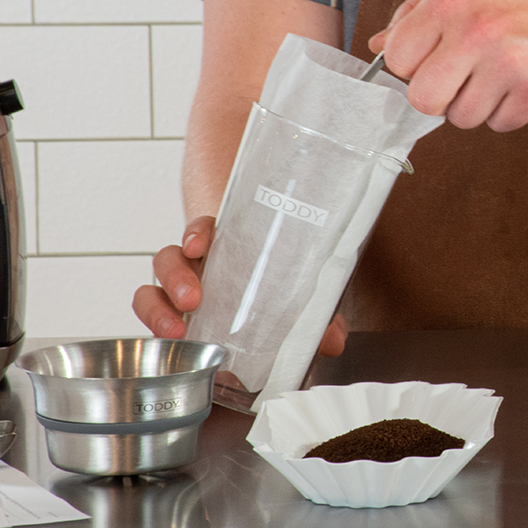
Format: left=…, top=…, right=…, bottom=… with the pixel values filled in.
left=359, top=51, right=386, bottom=82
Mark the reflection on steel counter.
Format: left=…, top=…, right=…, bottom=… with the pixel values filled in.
left=52, top=473, right=209, bottom=528
left=2, top=331, right=527, bottom=528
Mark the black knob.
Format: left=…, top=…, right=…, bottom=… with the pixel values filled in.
left=0, top=80, right=24, bottom=115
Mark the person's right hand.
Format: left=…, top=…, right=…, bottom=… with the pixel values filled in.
left=369, top=0, right=528, bottom=132
left=132, top=215, right=216, bottom=339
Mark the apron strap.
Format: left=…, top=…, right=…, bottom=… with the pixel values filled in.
left=351, top=0, right=403, bottom=57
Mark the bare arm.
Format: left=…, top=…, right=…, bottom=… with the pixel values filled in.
left=133, top=0, right=347, bottom=355
left=182, top=0, right=344, bottom=221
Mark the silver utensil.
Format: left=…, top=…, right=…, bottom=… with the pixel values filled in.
left=359, top=51, right=385, bottom=82
left=16, top=338, right=227, bottom=475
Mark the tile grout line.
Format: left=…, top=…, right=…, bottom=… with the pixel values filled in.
left=0, top=22, right=202, bottom=27
left=17, top=137, right=186, bottom=143
left=149, top=24, right=155, bottom=138
left=34, top=141, right=40, bottom=256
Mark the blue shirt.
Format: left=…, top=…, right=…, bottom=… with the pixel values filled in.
left=308, top=0, right=361, bottom=51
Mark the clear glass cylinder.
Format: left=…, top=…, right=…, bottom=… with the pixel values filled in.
left=186, top=103, right=412, bottom=414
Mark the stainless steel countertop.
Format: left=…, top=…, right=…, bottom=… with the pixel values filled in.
left=1, top=331, right=527, bottom=528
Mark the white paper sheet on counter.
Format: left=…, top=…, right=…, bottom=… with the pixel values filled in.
left=0, top=461, right=90, bottom=526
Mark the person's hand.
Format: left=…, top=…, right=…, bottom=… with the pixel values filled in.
left=318, top=313, right=349, bottom=357
left=133, top=215, right=215, bottom=339
left=133, top=214, right=348, bottom=356
left=368, top=0, right=528, bottom=132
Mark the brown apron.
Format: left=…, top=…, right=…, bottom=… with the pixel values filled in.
left=341, top=0, right=528, bottom=330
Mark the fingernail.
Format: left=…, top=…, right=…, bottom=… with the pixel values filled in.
left=158, top=317, right=176, bottom=337
left=182, top=233, right=197, bottom=253
left=175, top=283, right=192, bottom=303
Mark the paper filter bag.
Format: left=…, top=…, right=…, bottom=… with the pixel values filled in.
left=186, top=35, right=445, bottom=412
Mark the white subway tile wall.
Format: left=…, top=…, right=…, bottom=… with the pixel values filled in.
left=152, top=25, right=203, bottom=137
left=0, top=0, right=32, bottom=23
left=0, top=0, right=203, bottom=337
left=26, top=256, right=156, bottom=337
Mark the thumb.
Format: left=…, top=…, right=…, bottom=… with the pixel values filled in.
left=182, top=215, right=216, bottom=260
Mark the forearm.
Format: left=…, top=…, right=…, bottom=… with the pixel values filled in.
left=182, top=91, right=254, bottom=222
left=181, top=0, right=344, bottom=223
left=135, top=0, right=346, bottom=345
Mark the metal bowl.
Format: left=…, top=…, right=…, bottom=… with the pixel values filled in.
left=15, top=338, right=227, bottom=476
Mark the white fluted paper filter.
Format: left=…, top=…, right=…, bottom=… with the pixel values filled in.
left=246, top=381, right=502, bottom=508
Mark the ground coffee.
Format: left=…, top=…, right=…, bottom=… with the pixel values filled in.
left=303, top=418, right=465, bottom=463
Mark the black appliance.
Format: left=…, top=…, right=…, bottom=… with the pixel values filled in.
left=0, top=79, right=25, bottom=378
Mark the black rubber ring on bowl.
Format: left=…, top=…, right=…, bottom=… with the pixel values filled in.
left=36, top=406, right=211, bottom=435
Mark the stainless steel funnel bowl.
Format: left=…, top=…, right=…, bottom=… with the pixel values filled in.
left=15, top=338, right=227, bottom=476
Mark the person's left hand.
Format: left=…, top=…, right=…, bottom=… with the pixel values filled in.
left=132, top=215, right=349, bottom=357
left=369, top=0, right=528, bottom=132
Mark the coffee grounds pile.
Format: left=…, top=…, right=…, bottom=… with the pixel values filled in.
left=303, top=418, right=465, bottom=463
